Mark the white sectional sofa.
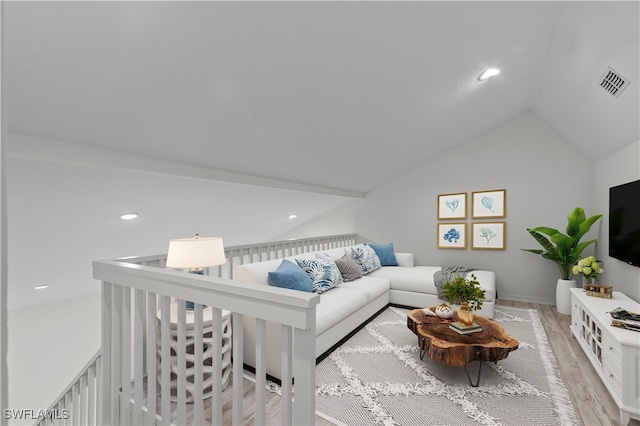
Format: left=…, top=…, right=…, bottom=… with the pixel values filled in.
left=234, top=244, right=496, bottom=380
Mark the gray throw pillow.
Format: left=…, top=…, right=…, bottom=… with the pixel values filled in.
left=333, top=254, right=363, bottom=282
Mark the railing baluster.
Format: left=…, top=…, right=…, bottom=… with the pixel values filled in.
left=193, top=303, right=204, bottom=425
left=133, top=289, right=145, bottom=425
left=176, top=299, right=187, bottom=426
left=281, top=324, right=293, bottom=426
left=232, top=312, right=244, bottom=426
left=111, top=285, right=123, bottom=425
left=160, top=296, right=171, bottom=425
left=88, top=364, right=96, bottom=426
left=255, top=318, right=267, bottom=425
left=79, top=374, right=87, bottom=426
left=121, top=287, right=132, bottom=425
left=145, top=293, right=157, bottom=424
left=211, top=307, right=223, bottom=425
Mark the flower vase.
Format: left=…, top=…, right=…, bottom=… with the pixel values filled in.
left=583, top=276, right=595, bottom=291
left=457, top=301, right=474, bottom=326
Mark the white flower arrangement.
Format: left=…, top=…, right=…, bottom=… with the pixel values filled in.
left=572, top=256, right=603, bottom=281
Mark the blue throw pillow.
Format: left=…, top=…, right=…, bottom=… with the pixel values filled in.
left=366, top=243, right=399, bottom=266
left=296, top=256, right=343, bottom=294
left=267, top=260, right=313, bottom=292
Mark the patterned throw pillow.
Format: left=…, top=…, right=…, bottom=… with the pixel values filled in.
left=267, top=259, right=313, bottom=292
left=333, top=253, right=363, bottom=282
left=350, top=245, right=382, bottom=274
left=296, top=255, right=343, bottom=294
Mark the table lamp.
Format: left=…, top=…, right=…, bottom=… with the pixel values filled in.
left=166, top=234, right=226, bottom=309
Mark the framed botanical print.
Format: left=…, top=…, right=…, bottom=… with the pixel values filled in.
left=437, top=192, right=467, bottom=220
left=471, top=222, right=506, bottom=250
left=437, top=223, right=467, bottom=249
left=472, top=189, right=506, bottom=218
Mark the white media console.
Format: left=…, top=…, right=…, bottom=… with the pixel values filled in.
left=569, top=288, right=640, bottom=425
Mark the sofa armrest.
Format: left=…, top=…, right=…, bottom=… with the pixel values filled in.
left=395, top=252, right=414, bottom=268
left=465, top=270, right=496, bottom=302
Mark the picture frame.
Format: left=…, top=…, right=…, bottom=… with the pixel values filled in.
left=472, top=189, right=506, bottom=218
left=437, top=223, right=467, bottom=249
left=471, top=222, right=506, bottom=250
left=437, top=192, right=467, bottom=220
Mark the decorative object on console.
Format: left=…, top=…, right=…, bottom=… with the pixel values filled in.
left=166, top=234, right=226, bottom=309
left=437, top=192, right=467, bottom=220
left=471, top=221, right=506, bottom=250
left=472, top=188, right=506, bottom=219
left=572, top=256, right=604, bottom=290
left=522, top=207, right=602, bottom=314
left=584, top=283, right=612, bottom=299
left=437, top=222, right=467, bottom=249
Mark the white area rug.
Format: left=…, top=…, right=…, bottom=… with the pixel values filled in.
left=313, top=306, right=579, bottom=426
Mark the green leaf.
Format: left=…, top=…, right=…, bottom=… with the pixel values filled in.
left=566, top=207, right=586, bottom=237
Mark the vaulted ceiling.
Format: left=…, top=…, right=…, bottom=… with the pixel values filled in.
left=4, top=1, right=639, bottom=308
left=6, top=1, right=638, bottom=194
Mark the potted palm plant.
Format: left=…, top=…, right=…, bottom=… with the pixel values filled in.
left=522, top=207, right=602, bottom=314
left=440, top=274, right=485, bottom=326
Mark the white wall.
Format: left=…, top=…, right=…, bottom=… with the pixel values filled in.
left=593, top=140, right=640, bottom=302
left=7, top=293, right=101, bottom=424
left=319, top=112, right=594, bottom=304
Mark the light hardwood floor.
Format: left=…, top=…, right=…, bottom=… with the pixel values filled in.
left=219, top=300, right=640, bottom=425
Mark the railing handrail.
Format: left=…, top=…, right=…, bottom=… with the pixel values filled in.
left=93, top=259, right=320, bottom=328
left=116, top=233, right=359, bottom=266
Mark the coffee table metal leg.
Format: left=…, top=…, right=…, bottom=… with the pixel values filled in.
left=419, top=347, right=426, bottom=360
left=463, top=361, right=483, bottom=387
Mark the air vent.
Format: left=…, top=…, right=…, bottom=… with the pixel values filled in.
left=598, top=67, right=629, bottom=98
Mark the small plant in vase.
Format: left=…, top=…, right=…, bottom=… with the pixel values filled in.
left=572, top=256, right=603, bottom=290
left=440, top=274, right=486, bottom=326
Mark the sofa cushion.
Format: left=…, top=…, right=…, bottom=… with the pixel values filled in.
left=267, top=259, right=313, bottom=292
left=296, top=255, right=343, bottom=294
left=316, top=287, right=368, bottom=335
left=333, top=254, right=363, bottom=282
left=368, top=266, right=441, bottom=294
left=340, top=276, right=390, bottom=303
left=366, top=242, right=399, bottom=266
left=350, top=245, right=382, bottom=274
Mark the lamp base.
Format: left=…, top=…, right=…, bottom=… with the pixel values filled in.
left=187, top=269, right=206, bottom=309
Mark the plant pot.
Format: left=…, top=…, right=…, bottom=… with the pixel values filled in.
left=556, top=279, right=576, bottom=315
left=457, top=301, right=474, bottom=326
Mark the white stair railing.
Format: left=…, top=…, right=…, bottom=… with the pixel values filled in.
left=40, top=234, right=357, bottom=425
left=34, top=350, right=101, bottom=426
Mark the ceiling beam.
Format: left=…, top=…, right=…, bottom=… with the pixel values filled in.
left=6, top=133, right=364, bottom=199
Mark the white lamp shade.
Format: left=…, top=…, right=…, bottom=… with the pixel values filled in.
left=165, top=236, right=226, bottom=269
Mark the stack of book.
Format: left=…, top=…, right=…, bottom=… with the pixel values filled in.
left=610, top=307, right=640, bottom=332
left=611, top=317, right=640, bottom=332
left=449, top=321, right=482, bottom=335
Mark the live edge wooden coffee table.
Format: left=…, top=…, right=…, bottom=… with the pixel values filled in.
left=407, top=308, right=519, bottom=387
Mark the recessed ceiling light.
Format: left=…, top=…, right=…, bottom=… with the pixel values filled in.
left=288, top=214, right=298, bottom=219
left=478, top=68, right=501, bottom=81
left=34, top=285, right=49, bottom=290
left=120, top=212, right=139, bottom=220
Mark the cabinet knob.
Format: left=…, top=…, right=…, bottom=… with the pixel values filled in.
left=609, top=346, right=613, bottom=351
left=610, top=374, right=614, bottom=379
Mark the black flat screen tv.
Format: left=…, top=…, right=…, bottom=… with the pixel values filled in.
left=609, top=179, right=640, bottom=267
